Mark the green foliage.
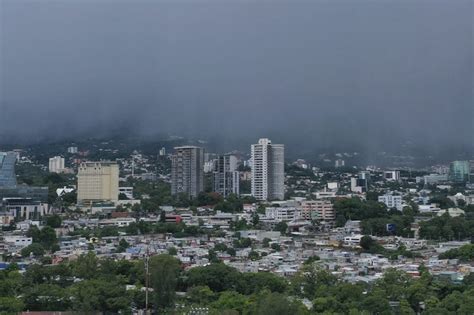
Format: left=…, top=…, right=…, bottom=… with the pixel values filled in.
left=439, top=243, right=474, bottom=261
left=248, top=250, right=260, bottom=261
left=333, top=197, right=388, bottom=226
left=303, top=255, right=320, bottom=265
left=274, top=222, right=288, bottom=234
left=21, top=243, right=45, bottom=257
left=233, top=237, right=252, bottom=248
left=116, top=239, right=130, bottom=253
left=68, top=278, right=130, bottom=312
left=187, top=263, right=243, bottom=292
left=71, top=252, right=99, bottom=279
left=420, top=213, right=474, bottom=241
left=187, top=285, right=216, bottom=305
left=45, top=214, right=62, bottom=228
left=168, top=246, right=178, bottom=255
left=270, top=243, right=281, bottom=251
left=27, top=226, right=58, bottom=250
left=0, top=296, right=25, bottom=314
left=149, top=254, right=181, bottom=310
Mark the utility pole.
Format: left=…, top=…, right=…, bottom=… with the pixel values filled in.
left=145, top=245, right=150, bottom=314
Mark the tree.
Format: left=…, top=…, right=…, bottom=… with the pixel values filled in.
left=72, top=252, right=99, bottom=279
left=303, top=255, right=320, bottom=265
left=187, top=264, right=242, bottom=292
left=23, top=283, right=70, bottom=311
left=149, top=254, right=181, bottom=310
left=0, top=297, right=25, bottom=314
left=240, top=272, right=288, bottom=294
left=21, top=243, right=45, bottom=257
left=360, top=235, right=375, bottom=251
left=274, top=222, right=288, bottom=234
left=248, top=250, right=260, bottom=261
left=69, top=278, right=130, bottom=312
left=45, top=214, right=62, bottom=228
left=262, top=238, right=271, bottom=248
left=187, top=285, right=215, bottom=305
left=168, top=247, right=178, bottom=255
left=271, top=243, right=281, bottom=251
left=39, top=226, right=58, bottom=249
left=255, top=292, right=307, bottom=315
left=211, top=291, right=249, bottom=314
left=116, top=239, right=130, bottom=253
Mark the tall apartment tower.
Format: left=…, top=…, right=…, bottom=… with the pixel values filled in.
left=49, top=156, right=65, bottom=173
left=251, top=138, right=284, bottom=201
left=213, top=155, right=240, bottom=198
left=77, top=161, right=119, bottom=204
left=171, top=146, right=204, bottom=198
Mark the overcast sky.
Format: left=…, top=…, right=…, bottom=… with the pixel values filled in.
left=0, top=0, right=473, bottom=154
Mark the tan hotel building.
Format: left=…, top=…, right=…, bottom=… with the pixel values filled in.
left=77, top=161, right=119, bottom=204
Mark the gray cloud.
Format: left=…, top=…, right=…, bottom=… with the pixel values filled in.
left=1, top=0, right=473, bottom=155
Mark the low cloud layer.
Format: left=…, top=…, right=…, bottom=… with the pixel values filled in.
left=1, top=0, right=473, bottom=155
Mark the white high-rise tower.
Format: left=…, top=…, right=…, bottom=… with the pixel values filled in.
left=49, top=156, right=65, bottom=173
left=251, top=138, right=284, bottom=201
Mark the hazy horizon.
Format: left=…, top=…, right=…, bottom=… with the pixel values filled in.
left=1, top=0, right=473, bottom=157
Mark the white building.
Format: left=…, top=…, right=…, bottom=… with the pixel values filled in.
left=67, top=146, right=78, bottom=154
left=418, top=204, right=441, bottom=214
left=335, top=159, right=345, bottom=168
left=416, top=174, right=448, bottom=185
left=251, top=138, right=284, bottom=201
left=265, top=207, right=299, bottom=221
left=378, top=193, right=403, bottom=211
left=1, top=198, right=50, bottom=221
left=159, top=147, right=166, bottom=156
left=4, top=236, right=33, bottom=248
left=49, top=156, right=65, bottom=173
left=118, top=187, right=134, bottom=199
left=384, top=171, right=400, bottom=181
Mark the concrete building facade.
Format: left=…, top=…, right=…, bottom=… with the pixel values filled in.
left=378, top=193, right=403, bottom=211
left=300, top=200, right=335, bottom=221
left=251, top=138, right=284, bottom=201
left=171, top=146, right=204, bottom=198
left=49, top=156, right=65, bottom=173
left=213, top=155, right=240, bottom=197
left=77, top=161, right=119, bottom=204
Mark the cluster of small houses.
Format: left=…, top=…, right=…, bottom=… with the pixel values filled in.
left=1, top=204, right=473, bottom=285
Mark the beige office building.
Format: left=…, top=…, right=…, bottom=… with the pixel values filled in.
left=77, top=161, right=119, bottom=204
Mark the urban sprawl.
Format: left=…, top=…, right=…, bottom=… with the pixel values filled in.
left=1, top=138, right=474, bottom=314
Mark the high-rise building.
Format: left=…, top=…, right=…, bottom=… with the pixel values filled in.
left=0, top=152, right=17, bottom=188
left=251, top=138, right=284, bottom=201
left=49, top=156, right=65, bottom=173
left=171, top=146, right=204, bottom=198
left=77, top=161, right=119, bottom=204
left=67, top=146, right=78, bottom=154
left=335, top=159, right=345, bottom=168
left=159, top=147, right=166, bottom=156
left=450, top=161, right=470, bottom=183
left=213, top=155, right=239, bottom=197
